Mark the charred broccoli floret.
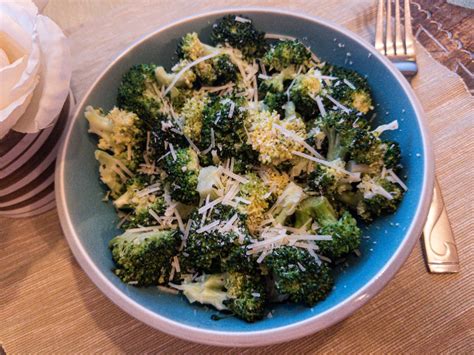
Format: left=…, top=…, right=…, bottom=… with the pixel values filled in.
left=211, top=15, right=267, bottom=59
left=264, top=246, right=333, bottom=306
left=163, top=147, right=200, bottom=204
left=109, top=229, right=181, bottom=286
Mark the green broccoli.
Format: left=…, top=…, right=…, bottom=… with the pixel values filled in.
left=224, top=272, right=266, bottom=322
left=149, top=114, right=188, bottom=158
left=289, top=69, right=322, bottom=118
left=85, top=106, right=146, bottom=176
left=109, top=228, right=181, bottom=286
left=113, top=175, right=167, bottom=229
left=171, top=272, right=266, bottom=322
left=200, top=95, right=258, bottom=171
left=182, top=205, right=253, bottom=274
left=263, top=39, right=311, bottom=71
left=116, top=64, right=163, bottom=122
left=270, top=182, right=306, bottom=225
left=313, top=110, right=366, bottom=161
left=259, top=66, right=296, bottom=95
left=155, top=60, right=197, bottom=89
left=294, top=196, right=361, bottom=258
left=264, top=246, right=333, bottom=306
left=176, top=32, right=237, bottom=85
left=181, top=94, right=209, bottom=142
left=211, top=15, right=267, bottom=59
left=324, top=65, right=373, bottom=114
left=339, top=176, right=404, bottom=222
left=381, top=140, right=402, bottom=172
left=263, top=91, right=287, bottom=116
left=164, top=147, right=200, bottom=205
left=308, top=164, right=352, bottom=200
left=94, top=150, right=135, bottom=198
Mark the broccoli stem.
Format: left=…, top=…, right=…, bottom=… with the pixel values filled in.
left=294, top=196, right=338, bottom=228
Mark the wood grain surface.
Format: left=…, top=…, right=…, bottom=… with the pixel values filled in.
left=1, top=0, right=473, bottom=353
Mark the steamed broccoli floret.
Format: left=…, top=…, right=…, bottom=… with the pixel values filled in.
left=182, top=205, right=253, bottom=274
left=172, top=272, right=266, bottom=322
left=164, top=147, right=200, bottom=204
left=263, top=40, right=311, bottom=71
left=94, top=150, right=134, bottom=198
left=113, top=175, right=167, bottom=229
left=294, top=196, right=361, bottom=258
left=149, top=114, right=188, bottom=158
left=339, top=176, right=404, bottom=222
left=324, top=65, right=373, bottom=114
left=270, top=182, right=306, bottom=225
left=109, top=229, right=181, bottom=286
left=116, top=64, right=163, bottom=122
left=264, top=246, right=333, bottom=306
left=289, top=69, right=322, bottom=118
left=176, top=32, right=237, bottom=85
left=211, top=15, right=267, bottom=59
left=200, top=95, right=257, bottom=170
left=245, top=109, right=306, bottom=165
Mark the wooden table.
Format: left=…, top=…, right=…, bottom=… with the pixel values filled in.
left=1, top=1, right=473, bottom=353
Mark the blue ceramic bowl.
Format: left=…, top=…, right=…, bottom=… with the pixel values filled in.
left=56, top=8, right=434, bottom=347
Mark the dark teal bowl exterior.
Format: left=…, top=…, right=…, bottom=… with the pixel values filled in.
left=57, top=9, right=433, bottom=346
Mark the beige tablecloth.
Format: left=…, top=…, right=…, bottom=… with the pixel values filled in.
left=1, top=0, right=473, bottom=353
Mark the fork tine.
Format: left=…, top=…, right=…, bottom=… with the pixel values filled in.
left=385, top=0, right=395, bottom=56
left=404, top=0, right=416, bottom=56
left=375, top=0, right=385, bottom=55
left=394, top=0, right=404, bottom=55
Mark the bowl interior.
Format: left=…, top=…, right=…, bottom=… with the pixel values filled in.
left=61, top=11, right=427, bottom=333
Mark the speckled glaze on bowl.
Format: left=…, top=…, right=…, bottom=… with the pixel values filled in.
left=56, top=8, right=434, bottom=347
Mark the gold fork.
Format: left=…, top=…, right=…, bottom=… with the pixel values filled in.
left=375, top=0, right=460, bottom=273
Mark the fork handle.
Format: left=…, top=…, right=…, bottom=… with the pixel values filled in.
left=392, top=60, right=418, bottom=78
left=422, top=179, right=460, bottom=273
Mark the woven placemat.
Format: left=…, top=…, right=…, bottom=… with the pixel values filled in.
left=1, top=0, right=472, bottom=352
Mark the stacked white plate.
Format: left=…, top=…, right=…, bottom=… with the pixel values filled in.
left=0, top=92, right=74, bottom=218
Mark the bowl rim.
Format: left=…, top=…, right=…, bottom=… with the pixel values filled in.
left=56, top=7, right=435, bottom=347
